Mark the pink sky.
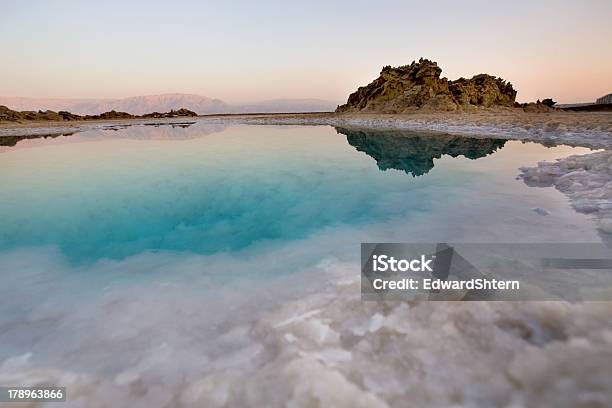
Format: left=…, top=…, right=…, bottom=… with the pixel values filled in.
left=1, top=1, right=611, bottom=104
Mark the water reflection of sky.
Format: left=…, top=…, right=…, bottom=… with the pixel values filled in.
left=0, top=124, right=599, bottom=263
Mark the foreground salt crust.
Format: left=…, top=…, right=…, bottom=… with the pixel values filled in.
left=520, top=150, right=612, bottom=236
left=3, top=277, right=611, bottom=408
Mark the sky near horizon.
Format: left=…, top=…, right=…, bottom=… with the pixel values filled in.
left=1, top=0, right=611, bottom=104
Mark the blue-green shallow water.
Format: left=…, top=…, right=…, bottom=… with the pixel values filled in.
left=0, top=124, right=600, bottom=265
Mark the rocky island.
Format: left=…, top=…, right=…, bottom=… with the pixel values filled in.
left=336, top=58, right=517, bottom=113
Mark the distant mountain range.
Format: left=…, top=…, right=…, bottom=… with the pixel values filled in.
left=0, top=94, right=339, bottom=115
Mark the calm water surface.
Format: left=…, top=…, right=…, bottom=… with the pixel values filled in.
left=0, top=124, right=600, bottom=262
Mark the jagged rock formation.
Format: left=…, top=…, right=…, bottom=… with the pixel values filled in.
left=336, top=127, right=506, bottom=176
left=449, top=74, right=516, bottom=108
left=0, top=105, right=23, bottom=121
left=0, top=106, right=198, bottom=122
left=336, top=58, right=517, bottom=113
left=0, top=106, right=76, bottom=121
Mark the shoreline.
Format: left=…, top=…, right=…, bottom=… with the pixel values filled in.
left=2, top=110, right=611, bottom=149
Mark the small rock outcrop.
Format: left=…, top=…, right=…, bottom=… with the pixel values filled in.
left=0, top=107, right=67, bottom=121
left=84, top=110, right=134, bottom=120
left=336, top=58, right=517, bottom=113
left=515, top=100, right=556, bottom=113
left=141, top=108, right=198, bottom=118
left=0, top=106, right=199, bottom=122
left=0, top=105, right=24, bottom=121
left=58, top=111, right=83, bottom=121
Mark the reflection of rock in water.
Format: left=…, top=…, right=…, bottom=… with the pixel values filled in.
left=336, top=127, right=506, bottom=176
left=0, top=132, right=75, bottom=147
left=1, top=122, right=225, bottom=149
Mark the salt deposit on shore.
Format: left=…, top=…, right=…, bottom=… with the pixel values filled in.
left=223, top=285, right=611, bottom=408
left=2, top=111, right=612, bottom=149
left=240, top=111, right=612, bottom=149
left=520, top=150, right=612, bottom=237
left=2, top=276, right=611, bottom=407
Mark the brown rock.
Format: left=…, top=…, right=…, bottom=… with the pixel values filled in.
left=336, top=58, right=517, bottom=113
left=84, top=110, right=135, bottom=120
left=449, top=74, right=516, bottom=107
left=141, top=108, right=198, bottom=118
left=0, top=106, right=197, bottom=122
left=0, top=106, right=82, bottom=121
left=0, top=105, right=24, bottom=121
left=58, top=111, right=83, bottom=121
left=521, top=102, right=555, bottom=113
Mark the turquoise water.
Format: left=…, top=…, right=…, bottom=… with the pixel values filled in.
left=0, top=124, right=600, bottom=265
